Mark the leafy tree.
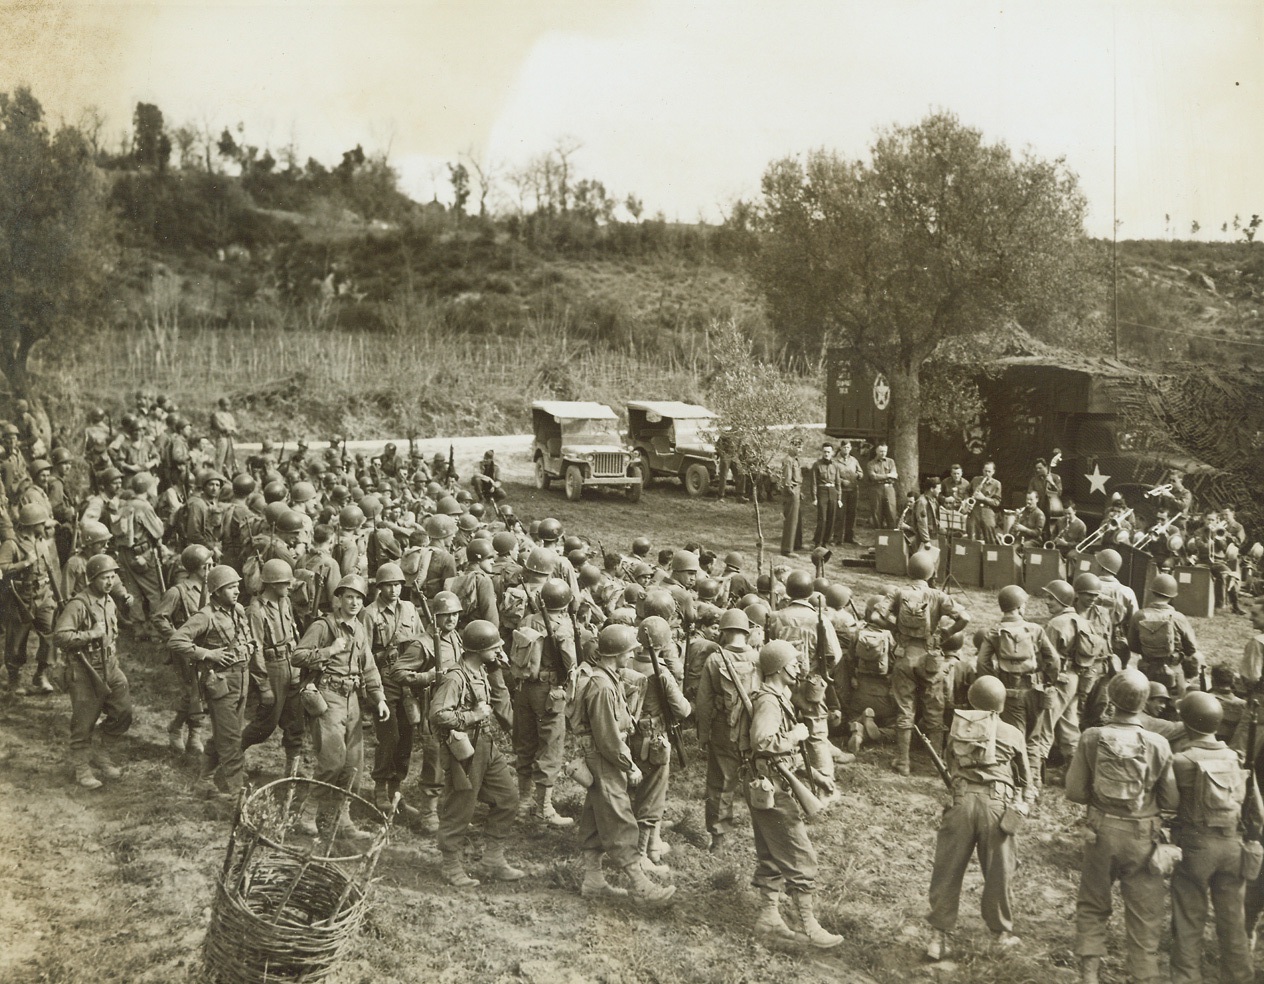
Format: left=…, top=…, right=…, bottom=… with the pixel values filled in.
left=0, top=88, right=112, bottom=396
left=132, top=102, right=170, bottom=171
left=625, top=193, right=644, bottom=222
left=1244, top=214, right=1261, bottom=246
left=752, top=111, right=1087, bottom=496
left=448, top=162, right=470, bottom=216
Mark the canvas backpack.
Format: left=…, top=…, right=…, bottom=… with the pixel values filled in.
left=1137, top=608, right=1179, bottom=664
left=1189, top=753, right=1246, bottom=830
left=1069, top=611, right=1112, bottom=669
left=509, top=622, right=546, bottom=681
left=948, top=709, right=1000, bottom=769
left=854, top=624, right=893, bottom=677
left=994, top=621, right=1039, bottom=675
left=1092, top=726, right=1150, bottom=814
left=896, top=586, right=933, bottom=640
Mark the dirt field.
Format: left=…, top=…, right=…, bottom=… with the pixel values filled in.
left=0, top=475, right=1258, bottom=984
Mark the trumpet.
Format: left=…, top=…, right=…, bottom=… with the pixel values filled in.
left=1144, top=483, right=1173, bottom=499
left=1076, top=508, right=1134, bottom=553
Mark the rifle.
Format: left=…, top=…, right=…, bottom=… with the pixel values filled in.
left=1246, top=696, right=1262, bottom=841
left=913, top=724, right=953, bottom=790
left=72, top=645, right=112, bottom=700
left=647, top=641, right=687, bottom=769
left=447, top=443, right=456, bottom=490
left=815, top=595, right=835, bottom=687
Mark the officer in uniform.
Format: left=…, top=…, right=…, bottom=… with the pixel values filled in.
left=1066, top=669, right=1179, bottom=984
left=868, top=443, right=899, bottom=530
left=168, top=565, right=261, bottom=799
left=925, top=676, right=1031, bottom=961
left=808, top=443, right=839, bottom=550
left=430, top=620, right=524, bottom=887
left=1, top=503, right=59, bottom=694
left=290, top=575, right=389, bottom=846
left=779, top=437, right=804, bottom=556
left=210, top=397, right=238, bottom=474
left=54, top=554, right=134, bottom=789
left=574, top=624, right=676, bottom=904
left=1169, top=691, right=1260, bottom=984
left=830, top=440, right=864, bottom=545
left=241, top=559, right=306, bottom=776
left=152, top=545, right=213, bottom=756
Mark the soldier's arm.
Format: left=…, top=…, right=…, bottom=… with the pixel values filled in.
left=291, top=619, right=335, bottom=669
left=477, top=577, right=499, bottom=627
left=168, top=610, right=218, bottom=663
left=1125, top=612, right=1142, bottom=654
left=151, top=586, right=183, bottom=643
left=1154, top=746, right=1179, bottom=815
left=431, top=671, right=471, bottom=732
left=1064, top=734, right=1093, bottom=805
left=361, top=646, right=385, bottom=706
left=940, top=594, right=970, bottom=637
left=660, top=663, right=692, bottom=720
left=1036, top=626, right=1060, bottom=681
left=976, top=633, right=997, bottom=676
left=53, top=599, right=96, bottom=648
left=750, top=691, right=799, bottom=757
left=1176, top=614, right=1199, bottom=659
left=588, top=685, right=634, bottom=770
left=694, top=658, right=716, bottom=744
left=246, top=604, right=274, bottom=702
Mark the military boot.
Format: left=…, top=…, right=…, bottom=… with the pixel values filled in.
left=862, top=707, right=882, bottom=742
left=479, top=842, right=525, bottom=882
left=1078, top=956, right=1101, bottom=984
left=623, top=861, right=676, bottom=905
left=388, top=781, right=420, bottom=820
left=373, top=784, right=394, bottom=816
left=187, top=729, right=206, bottom=756
left=517, top=774, right=532, bottom=815
left=579, top=850, right=627, bottom=899
left=294, top=801, right=320, bottom=837
left=789, top=892, right=843, bottom=948
left=754, top=888, right=806, bottom=943
left=417, top=789, right=440, bottom=834
left=74, top=763, right=103, bottom=790
left=647, top=822, right=671, bottom=860
left=533, top=784, right=574, bottom=828
left=893, top=729, right=911, bottom=776
left=335, top=803, right=374, bottom=848
left=925, top=929, right=947, bottom=961
left=167, top=727, right=186, bottom=753
left=638, top=826, right=671, bottom=875
left=846, top=722, right=865, bottom=754
left=92, top=746, right=123, bottom=780
left=31, top=669, right=55, bottom=695
left=441, top=853, right=480, bottom=888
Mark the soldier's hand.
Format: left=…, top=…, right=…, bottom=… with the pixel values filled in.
left=376, top=701, right=390, bottom=722
left=627, top=764, right=643, bottom=787
left=260, top=692, right=275, bottom=708
left=326, top=636, right=347, bottom=657
left=788, top=722, right=810, bottom=743
left=83, top=623, right=106, bottom=641
left=470, top=700, right=492, bottom=723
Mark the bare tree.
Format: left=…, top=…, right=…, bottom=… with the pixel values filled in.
left=76, top=105, right=107, bottom=159
left=551, top=135, right=583, bottom=213
left=461, top=146, right=500, bottom=218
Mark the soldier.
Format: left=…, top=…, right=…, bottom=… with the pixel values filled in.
left=47, top=447, right=79, bottom=563
left=697, top=608, right=760, bottom=852
left=1128, top=572, right=1201, bottom=697
left=401, top=515, right=458, bottom=604
left=290, top=575, right=389, bottom=846
left=415, top=590, right=466, bottom=833
left=509, top=578, right=576, bottom=828
left=115, top=473, right=167, bottom=640
left=1, top=503, right=59, bottom=694
left=471, top=449, right=504, bottom=503
left=53, top=554, right=134, bottom=789
left=430, top=619, right=524, bottom=887
left=888, top=552, right=970, bottom=775
left=220, top=473, right=261, bottom=572
left=184, top=470, right=225, bottom=558
left=168, top=565, right=261, bottom=799
left=1011, top=490, right=1046, bottom=552
left=925, top=675, right=1030, bottom=960
left=968, top=461, right=1002, bottom=544
left=333, top=503, right=369, bottom=578
left=573, top=623, right=675, bottom=904
left=361, top=562, right=429, bottom=818
left=808, top=443, right=839, bottom=550
left=745, top=640, right=841, bottom=946
left=81, top=465, right=124, bottom=533
left=779, top=436, right=804, bottom=557
left=830, top=440, right=864, bottom=545
left=1207, top=665, right=1245, bottom=742
left=445, top=537, right=499, bottom=629
left=843, top=597, right=898, bottom=755
left=241, top=559, right=306, bottom=777
left=1066, top=669, right=1178, bottom=984
left=152, top=544, right=213, bottom=756
left=209, top=397, right=238, bottom=474
left=109, top=413, right=159, bottom=479
left=293, top=524, right=341, bottom=628
left=868, top=442, right=899, bottom=530
left=1053, top=501, right=1088, bottom=558
left=913, top=475, right=941, bottom=552
left=1169, top=691, right=1259, bottom=984
left=83, top=408, right=112, bottom=486
left=976, top=585, right=1060, bottom=797
left=1092, top=548, right=1138, bottom=668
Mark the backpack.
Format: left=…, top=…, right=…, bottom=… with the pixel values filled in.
left=1189, top=754, right=1246, bottom=830
left=445, top=571, right=482, bottom=624
left=509, top=624, right=546, bottom=681
left=1092, top=727, right=1150, bottom=814
left=1069, top=612, right=1112, bottom=669
left=854, top=625, right=893, bottom=676
left=896, top=586, right=933, bottom=640
left=994, top=621, right=1038, bottom=675
left=1137, top=608, right=1178, bottom=663
left=949, top=709, right=1000, bottom=769
left=566, top=662, right=597, bottom=732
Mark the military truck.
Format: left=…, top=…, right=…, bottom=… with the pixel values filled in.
left=625, top=401, right=720, bottom=496
left=531, top=401, right=642, bottom=502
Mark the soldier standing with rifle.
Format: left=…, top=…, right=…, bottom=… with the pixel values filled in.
left=1, top=503, right=60, bottom=695
left=152, top=545, right=213, bottom=757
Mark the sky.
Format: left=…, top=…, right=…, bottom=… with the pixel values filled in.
left=1, top=0, right=1260, bottom=239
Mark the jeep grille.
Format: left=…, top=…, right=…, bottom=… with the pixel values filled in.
left=591, top=452, right=627, bottom=478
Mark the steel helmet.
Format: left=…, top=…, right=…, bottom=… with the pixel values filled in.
left=120, top=412, right=138, bottom=430
left=431, top=590, right=463, bottom=615
left=723, top=551, right=744, bottom=571
left=291, top=480, right=317, bottom=504
left=335, top=575, right=370, bottom=599
left=639, top=588, right=676, bottom=621
left=97, top=466, right=123, bottom=485
left=541, top=580, right=572, bottom=611
left=997, top=585, right=1028, bottom=613
left=739, top=593, right=763, bottom=609
left=491, top=531, right=517, bottom=555
left=968, top=675, right=1007, bottom=712
left=622, top=583, right=646, bottom=606
left=80, top=520, right=112, bottom=546
left=276, top=510, right=305, bottom=534
left=180, top=544, right=213, bottom=572
left=437, top=496, right=463, bottom=517
left=261, top=559, right=294, bottom=584
left=263, top=501, right=290, bottom=527
left=696, top=578, right=721, bottom=602
left=461, top=620, right=501, bottom=653
left=629, top=561, right=654, bottom=581
left=744, top=602, right=770, bottom=627
left=907, top=552, right=936, bottom=581
left=468, top=502, right=486, bottom=519
left=1095, top=548, right=1123, bottom=575
left=338, top=504, right=365, bottom=530
left=638, top=615, right=673, bottom=651
left=500, top=504, right=515, bottom=518
left=823, top=584, right=852, bottom=609
left=524, top=546, right=557, bottom=576
left=811, top=576, right=830, bottom=595
left=201, top=470, right=226, bottom=489
left=784, top=570, right=813, bottom=600
left=1150, top=573, right=1179, bottom=599
left=455, top=489, right=475, bottom=505
left=670, top=549, right=700, bottom=573
left=1107, top=668, right=1150, bottom=713
left=560, top=535, right=582, bottom=555
left=597, top=623, right=640, bottom=659
left=1148, top=681, right=1171, bottom=701
left=358, top=494, right=382, bottom=519
left=578, top=564, right=603, bottom=589
left=466, top=539, right=495, bottom=562
left=263, top=480, right=288, bottom=504
left=631, top=536, right=651, bottom=555
left=374, top=562, right=405, bottom=585
left=50, top=447, right=73, bottom=466
left=85, top=553, right=120, bottom=580
left=424, top=481, right=444, bottom=498
left=1177, top=691, right=1224, bottom=736
left=17, top=503, right=49, bottom=527
left=457, top=513, right=480, bottom=533
left=423, top=514, right=457, bottom=540
left=718, top=608, right=751, bottom=634
left=758, top=641, right=799, bottom=677
left=566, top=548, right=589, bottom=569
left=231, top=473, right=256, bottom=497
left=29, top=458, right=51, bottom=475
left=206, top=565, right=241, bottom=595
left=1073, top=572, right=1102, bottom=596
left=537, top=518, right=562, bottom=542
left=1041, top=579, right=1076, bottom=608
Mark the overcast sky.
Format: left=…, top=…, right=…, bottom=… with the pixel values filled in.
left=2, top=0, right=1260, bottom=238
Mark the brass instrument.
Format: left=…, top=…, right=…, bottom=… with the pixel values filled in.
left=958, top=496, right=977, bottom=515
left=998, top=533, right=1016, bottom=546
left=1042, top=540, right=1057, bottom=550
left=1075, top=508, right=1134, bottom=553
left=1134, top=511, right=1183, bottom=551
left=1144, top=483, right=1174, bottom=499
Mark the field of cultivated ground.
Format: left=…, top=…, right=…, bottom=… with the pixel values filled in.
left=1, top=463, right=1260, bottom=984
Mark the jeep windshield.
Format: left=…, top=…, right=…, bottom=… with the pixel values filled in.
left=561, top=419, right=623, bottom=446
left=672, top=419, right=713, bottom=448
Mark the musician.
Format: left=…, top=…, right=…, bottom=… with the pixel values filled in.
left=897, top=491, right=918, bottom=552
left=1162, top=471, right=1194, bottom=518
left=913, top=476, right=940, bottom=552
left=1140, top=507, right=1182, bottom=568
left=1011, top=490, right=1046, bottom=551
left=1097, top=492, right=1133, bottom=545
left=968, top=461, right=1002, bottom=544
left=1202, top=509, right=1245, bottom=613
left=1027, top=457, right=1063, bottom=537
left=1053, top=502, right=1088, bottom=558
left=939, top=463, right=971, bottom=537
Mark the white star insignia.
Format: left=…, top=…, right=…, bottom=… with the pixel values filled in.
left=1085, top=464, right=1110, bottom=496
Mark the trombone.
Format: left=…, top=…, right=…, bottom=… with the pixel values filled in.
left=1134, top=512, right=1184, bottom=551
left=1076, top=508, right=1134, bottom=553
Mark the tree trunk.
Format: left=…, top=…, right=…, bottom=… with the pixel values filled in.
left=752, top=491, right=764, bottom=572
left=887, top=361, right=921, bottom=503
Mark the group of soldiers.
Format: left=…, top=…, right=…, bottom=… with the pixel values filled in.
left=5, top=394, right=1264, bottom=976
